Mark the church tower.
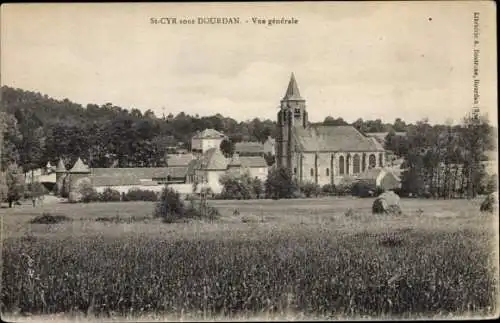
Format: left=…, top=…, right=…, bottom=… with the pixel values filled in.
left=276, top=73, right=308, bottom=170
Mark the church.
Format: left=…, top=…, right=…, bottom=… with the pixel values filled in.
left=276, top=73, right=386, bottom=186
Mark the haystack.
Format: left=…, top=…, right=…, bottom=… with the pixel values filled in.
left=480, top=192, right=498, bottom=213
left=372, top=190, right=402, bottom=215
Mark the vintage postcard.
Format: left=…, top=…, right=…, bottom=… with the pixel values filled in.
left=0, top=1, right=498, bottom=322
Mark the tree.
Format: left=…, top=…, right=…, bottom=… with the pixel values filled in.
left=263, top=152, right=275, bottom=167
left=219, top=172, right=254, bottom=200
left=219, top=138, right=235, bottom=158
left=265, top=166, right=297, bottom=199
left=5, top=164, right=24, bottom=207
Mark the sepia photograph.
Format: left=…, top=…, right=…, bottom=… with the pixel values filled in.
left=0, top=1, right=498, bottom=321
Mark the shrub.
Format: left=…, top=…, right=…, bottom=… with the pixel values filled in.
left=80, top=183, right=99, bottom=203
left=30, top=212, right=71, bottom=224
left=480, top=192, right=498, bottom=213
left=154, top=187, right=186, bottom=223
left=322, top=184, right=335, bottom=195
left=300, top=182, right=321, bottom=198
left=124, top=188, right=158, bottom=202
left=265, top=166, right=297, bottom=199
left=351, top=182, right=373, bottom=198
left=335, top=183, right=352, bottom=196
left=99, top=188, right=121, bottom=202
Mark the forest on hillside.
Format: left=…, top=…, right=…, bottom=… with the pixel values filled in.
left=0, top=85, right=497, bottom=199
left=0, top=86, right=426, bottom=171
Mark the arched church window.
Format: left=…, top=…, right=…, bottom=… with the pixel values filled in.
left=326, top=168, right=330, bottom=176
left=353, top=155, right=361, bottom=174
left=294, top=108, right=301, bottom=117
left=369, top=154, right=376, bottom=168
left=379, top=153, right=383, bottom=167
left=310, top=168, right=314, bottom=176
left=346, top=155, right=351, bottom=174
left=339, top=156, right=345, bottom=175
left=293, top=167, right=297, bottom=174
left=362, top=153, right=366, bottom=172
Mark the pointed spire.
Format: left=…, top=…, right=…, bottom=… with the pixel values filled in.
left=69, top=157, right=90, bottom=173
left=283, top=72, right=303, bottom=101
left=56, top=158, right=66, bottom=173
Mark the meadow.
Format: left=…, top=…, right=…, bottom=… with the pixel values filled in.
left=1, top=197, right=498, bottom=321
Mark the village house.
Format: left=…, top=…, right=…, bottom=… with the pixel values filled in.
left=234, top=141, right=265, bottom=156
left=276, top=73, right=387, bottom=186
left=191, top=129, right=226, bottom=154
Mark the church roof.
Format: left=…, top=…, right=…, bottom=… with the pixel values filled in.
left=293, top=125, right=386, bottom=152
left=69, top=157, right=90, bottom=173
left=283, top=72, right=304, bottom=101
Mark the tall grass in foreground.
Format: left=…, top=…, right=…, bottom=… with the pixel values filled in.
left=1, top=228, right=497, bottom=319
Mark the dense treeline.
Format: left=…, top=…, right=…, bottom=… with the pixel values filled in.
left=0, top=86, right=497, bottom=201
left=0, top=86, right=424, bottom=172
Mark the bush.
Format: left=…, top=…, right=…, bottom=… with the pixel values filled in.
left=124, top=188, right=158, bottom=202
left=480, top=192, right=498, bottom=213
left=300, top=182, right=321, bottom=198
left=322, top=184, right=336, bottom=195
left=30, top=212, right=71, bottom=224
left=265, top=166, right=297, bottom=199
left=80, top=183, right=99, bottom=203
left=154, top=187, right=186, bottom=223
left=99, top=188, right=121, bottom=202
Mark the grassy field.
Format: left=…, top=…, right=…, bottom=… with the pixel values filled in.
left=1, top=197, right=499, bottom=321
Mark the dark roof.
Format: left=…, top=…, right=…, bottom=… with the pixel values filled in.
left=240, top=156, right=268, bottom=168
left=90, top=167, right=187, bottom=187
left=293, top=125, right=385, bottom=152
left=283, top=72, right=304, bottom=101
left=166, top=153, right=194, bottom=167
left=200, top=148, right=228, bottom=170
left=234, top=142, right=264, bottom=154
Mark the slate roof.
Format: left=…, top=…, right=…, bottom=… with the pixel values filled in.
left=200, top=148, right=228, bottom=170
left=192, top=128, right=225, bottom=139
left=240, top=156, right=268, bottom=168
left=293, top=125, right=385, bottom=152
left=90, top=167, right=187, bottom=187
left=166, top=153, right=194, bottom=167
left=234, top=142, right=264, bottom=154
left=69, top=158, right=90, bottom=173
left=283, top=73, right=304, bottom=101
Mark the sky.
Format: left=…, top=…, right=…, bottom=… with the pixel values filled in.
left=1, top=2, right=497, bottom=125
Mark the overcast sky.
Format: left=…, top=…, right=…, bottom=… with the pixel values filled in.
left=1, top=2, right=497, bottom=125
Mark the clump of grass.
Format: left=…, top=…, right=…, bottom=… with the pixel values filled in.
left=344, top=208, right=355, bottom=217
left=29, top=212, right=71, bottom=224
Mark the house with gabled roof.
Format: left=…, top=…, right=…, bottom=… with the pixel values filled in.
left=276, top=73, right=387, bottom=186
left=191, top=128, right=226, bottom=154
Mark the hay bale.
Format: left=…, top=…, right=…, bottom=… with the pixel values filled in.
left=372, top=190, right=401, bottom=215
left=480, top=192, right=498, bottom=213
